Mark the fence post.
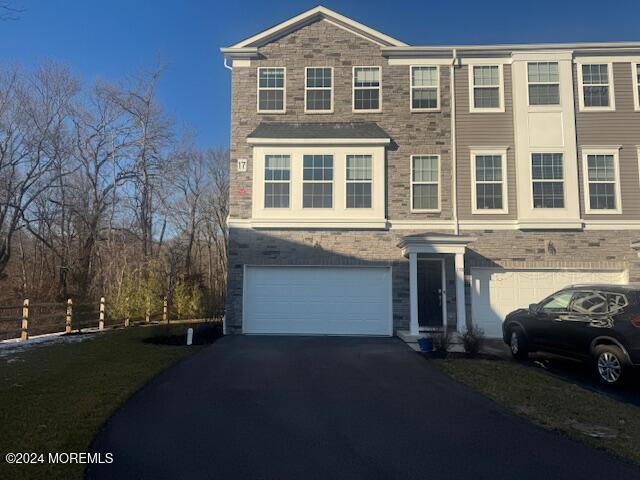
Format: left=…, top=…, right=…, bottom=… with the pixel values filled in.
left=99, top=297, right=105, bottom=331
left=163, top=297, right=168, bottom=324
left=125, top=297, right=130, bottom=327
left=65, top=298, right=73, bottom=334
left=21, top=299, right=29, bottom=341
left=145, top=301, right=150, bottom=323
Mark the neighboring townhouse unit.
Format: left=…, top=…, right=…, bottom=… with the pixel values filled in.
left=221, top=6, right=640, bottom=338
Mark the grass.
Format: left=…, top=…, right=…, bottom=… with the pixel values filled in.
left=435, top=358, right=640, bottom=465
left=0, top=321, right=221, bottom=480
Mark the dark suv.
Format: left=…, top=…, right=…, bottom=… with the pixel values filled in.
left=502, top=284, right=640, bottom=385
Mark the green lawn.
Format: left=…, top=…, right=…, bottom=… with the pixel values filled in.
left=0, top=322, right=221, bottom=480
left=435, top=359, right=640, bottom=465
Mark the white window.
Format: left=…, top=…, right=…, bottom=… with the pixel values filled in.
left=303, top=154, right=333, bottom=208
left=531, top=153, right=564, bottom=209
left=578, top=63, right=615, bottom=111
left=527, top=62, right=560, bottom=105
left=257, top=67, right=286, bottom=113
left=346, top=155, right=372, bottom=208
left=471, top=150, right=508, bottom=214
left=410, top=66, right=439, bottom=111
left=633, top=63, right=640, bottom=111
left=353, top=67, right=381, bottom=112
left=582, top=149, right=622, bottom=214
left=469, top=65, right=504, bottom=112
left=305, top=67, right=333, bottom=113
left=264, top=155, right=290, bottom=208
left=411, top=155, right=440, bottom=212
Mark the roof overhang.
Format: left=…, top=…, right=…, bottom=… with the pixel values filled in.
left=222, top=5, right=406, bottom=58
left=398, top=234, right=477, bottom=256
left=247, top=137, right=390, bottom=146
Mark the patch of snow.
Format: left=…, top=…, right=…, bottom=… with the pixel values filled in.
left=0, top=331, right=98, bottom=359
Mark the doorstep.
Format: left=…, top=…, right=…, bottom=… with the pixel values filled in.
left=396, top=330, right=465, bottom=353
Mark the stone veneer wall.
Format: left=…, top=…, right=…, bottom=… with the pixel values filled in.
left=229, top=19, right=452, bottom=222
left=226, top=228, right=640, bottom=333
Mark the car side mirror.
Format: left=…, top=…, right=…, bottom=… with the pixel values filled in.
left=529, top=303, right=538, bottom=313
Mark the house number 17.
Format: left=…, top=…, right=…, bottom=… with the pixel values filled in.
left=237, top=158, right=247, bottom=172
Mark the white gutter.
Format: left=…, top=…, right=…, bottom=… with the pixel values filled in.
left=223, top=57, right=233, bottom=71
left=450, top=48, right=459, bottom=235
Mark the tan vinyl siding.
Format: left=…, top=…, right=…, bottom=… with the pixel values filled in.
left=575, top=62, right=640, bottom=220
left=454, top=64, right=517, bottom=220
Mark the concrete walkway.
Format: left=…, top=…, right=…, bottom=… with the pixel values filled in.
left=87, top=336, right=639, bottom=480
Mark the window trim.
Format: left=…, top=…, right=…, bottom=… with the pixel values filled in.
left=410, top=154, right=441, bottom=213
left=410, top=65, right=440, bottom=112
left=304, top=66, right=334, bottom=114
left=352, top=66, right=382, bottom=113
left=526, top=61, right=560, bottom=107
left=301, top=154, right=334, bottom=210
left=263, top=154, right=291, bottom=210
left=468, top=64, right=505, bottom=113
left=577, top=62, right=616, bottom=112
left=581, top=147, right=622, bottom=215
left=470, top=148, right=509, bottom=215
left=530, top=152, right=566, bottom=210
left=345, top=154, right=373, bottom=209
left=633, top=63, right=640, bottom=112
left=257, top=67, right=286, bottom=114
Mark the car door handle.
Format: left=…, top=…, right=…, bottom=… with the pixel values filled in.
left=552, top=318, right=563, bottom=323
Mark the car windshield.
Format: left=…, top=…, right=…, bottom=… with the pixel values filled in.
left=539, top=290, right=573, bottom=313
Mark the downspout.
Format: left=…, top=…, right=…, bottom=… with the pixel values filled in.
left=450, top=48, right=459, bottom=235
left=223, top=57, right=233, bottom=71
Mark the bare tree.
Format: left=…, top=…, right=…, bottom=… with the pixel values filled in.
left=0, top=63, right=77, bottom=278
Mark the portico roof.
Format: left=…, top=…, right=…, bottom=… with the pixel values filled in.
left=397, top=233, right=477, bottom=256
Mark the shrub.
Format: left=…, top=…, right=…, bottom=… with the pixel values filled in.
left=172, top=278, right=204, bottom=320
left=430, top=330, right=451, bottom=353
left=462, top=325, right=485, bottom=355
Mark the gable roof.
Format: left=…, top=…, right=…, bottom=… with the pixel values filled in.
left=225, top=5, right=407, bottom=50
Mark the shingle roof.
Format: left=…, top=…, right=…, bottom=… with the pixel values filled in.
left=247, top=122, right=390, bottom=140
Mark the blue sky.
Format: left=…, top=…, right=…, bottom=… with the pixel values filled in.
left=1, top=0, right=638, bottom=149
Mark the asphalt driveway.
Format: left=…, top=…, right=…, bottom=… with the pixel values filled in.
left=87, top=336, right=639, bottom=480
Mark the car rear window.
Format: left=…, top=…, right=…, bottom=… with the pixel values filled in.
left=607, top=293, right=628, bottom=313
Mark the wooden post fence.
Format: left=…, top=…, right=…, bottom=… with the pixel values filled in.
left=99, top=297, right=105, bottom=331
left=65, top=299, right=73, bottom=334
left=163, top=297, right=168, bottom=324
left=21, top=299, right=29, bottom=341
left=125, top=297, right=130, bottom=327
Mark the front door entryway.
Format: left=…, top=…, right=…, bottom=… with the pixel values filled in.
left=417, top=259, right=444, bottom=329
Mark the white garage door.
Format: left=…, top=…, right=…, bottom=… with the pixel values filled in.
left=244, top=266, right=392, bottom=336
left=471, top=269, right=628, bottom=338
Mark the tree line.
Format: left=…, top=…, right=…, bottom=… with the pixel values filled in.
left=0, top=61, right=228, bottom=319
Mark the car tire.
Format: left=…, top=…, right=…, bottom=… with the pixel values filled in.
left=508, top=328, right=529, bottom=360
left=593, top=345, right=628, bottom=386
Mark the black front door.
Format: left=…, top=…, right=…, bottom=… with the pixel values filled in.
left=418, top=260, right=443, bottom=329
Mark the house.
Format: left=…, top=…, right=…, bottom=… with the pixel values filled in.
left=220, top=6, right=640, bottom=338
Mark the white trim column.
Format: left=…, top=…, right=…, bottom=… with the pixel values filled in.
left=409, top=252, right=419, bottom=336
left=455, top=253, right=467, bottom=334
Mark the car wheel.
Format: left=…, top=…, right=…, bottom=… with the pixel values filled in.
left=594, top=345, right=627, bottom=386
left=509, top=328, right=528, bottom=360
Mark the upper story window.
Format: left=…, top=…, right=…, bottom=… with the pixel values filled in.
left=531, top=153, right=564, bottom=209
left=469, top=65, right=504, bottom=112
left=527, top=62, right=560, bottom=105
left=633, top=64, right=640, bottom=111
left=346, top=155, right=372, bottom=208
left=582, top=150, right=621, bottom=214
left=411, top=155, right=440, bottom=212
left=305, top=67, right=333, bottom=113
left=471, top=150, right=508, bottom=214
left=257, top=67, right=286, bottom=113
left=410, top=66, right=439, bottom=111
left=264, top=155, right=290, bottom=208
left=353, top=67, right=381, bottom=112
left=578, top=63, right=615, bottom=111
left=303, top=155, right=333, bottom=208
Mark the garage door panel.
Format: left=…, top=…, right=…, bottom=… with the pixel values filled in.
left=244, top=266, right=392, bottom=336
left=471, top=268, right=627, bottom=338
